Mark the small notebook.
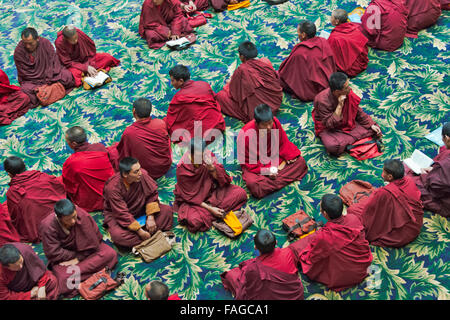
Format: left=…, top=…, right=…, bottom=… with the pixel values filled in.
left=403, top=149, right=434, bottom=174
left=136, top=215, right=146, bottom=227
left=425, top=126, right=444, bottom=147
left=83, top=71, right=110, bottom=88
left=318, top=30, right=331, bottom=39
left=348, top=13, right=362, bottom=23
left=166, top=37, right=190, bottom=47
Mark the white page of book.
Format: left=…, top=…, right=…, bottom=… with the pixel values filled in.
left=166, top=37, right=190, bottom=47
left=403, top=149, right=434, bottom=174
left=84, top=71, right=109, bottom=87
left=425, top=126, right=444, bottom=147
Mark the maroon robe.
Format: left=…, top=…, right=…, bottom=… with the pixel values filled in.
left=62, top=142, right=114, bottom=212
left=13, top=37, right=75, bottom=107
left=312, top=88, right=377, bottom=156
left=441, top=0, right=450, bottom=10
left=359, top=0, right=409, bottom=52
left=0, top=203, right=20, bottom=247
left=0, top=69, right=31, bottom=125
left=278, top=37, right=336, bottom=102
left=116, top=118, right=172, bottom=180
left=166, top=80, right=226, bottom=143
left=6, top=170, right=66, bottom=243
left=404, top=0, right=441, bottom=38
left=221, top=248, right=304, bottom=300
left=328, top=22, right=369, bottom=77
left=139, top=0, right=194, bottom=49
left=103, top=170, right=174, bottom=248
left=174, top=151, right=248, bottom=233
left=39, top=207, right=118, bottom=297
left=180, top=0, right=209, bottom=11
left=0, top=243, right=58, bottom=300
left=289, top=214, right=373, bottom=291
left=237, top=117, right=308, bottom=199
left=216, top=58, right=283, bottom=123
left=55, top=28, right=120, bottom=87
left=407, top=147, right=450, bottom=218
left=347, top=176, right=424, bottom=247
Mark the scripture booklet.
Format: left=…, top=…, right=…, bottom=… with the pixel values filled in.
left=403, top=149, right=434, bottom=174
left=166, top=37, right=190, bottom=47
left=83, top=71, right=110, bottom=88
left=425, top=126, right=444, bottom=147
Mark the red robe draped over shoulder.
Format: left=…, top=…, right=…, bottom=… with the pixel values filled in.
left=312, top=88, right=377, bottom=155
left=0, top=203, right=20, bottom=247
left=328, top=22, right=369, bottom=77
left=116, top=118, right=172, bottom=180
left=278, top=37, right=336, bottom=102
left=6, top=170, right=66, bottom=243
left=289, top=214, right=373, bottom=291
left=237, top=117, right=308, bottom=198
left=221, top=247, right=304, bottom=300
left=0, top=243, right=58, bottom=300
left=404, top=0, right=441, bottom=38
left=13, top=37, right=75, bottom=107
left=39, top=207, right=118, bottom=297
left=360, top=0, right=409, bottom=51
left=174, top=151, right=247, bottom=233
left=139, top=0, right=193, bottom=49
left=347, top=176, right=424, bottom=247
left=166, top=80, right=226, bottom=143
left=55, top=28, right=120, bottom=87
left=0, top=69, right=31, bottom=125
left=62, top=142, right=115, bottom=212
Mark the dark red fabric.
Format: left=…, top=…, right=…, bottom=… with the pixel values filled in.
left=13, top=37, right=74, bottom=107
left=0, top=203, right=20, bottom=247
left=139, top=0, right=193, bottom=49
left=174, top=151, right=247, bottom=232
left=348, top=137, right=383, bottom=161
left=347, top=177, right=424, bottom=247
left=63, top=143, right=115, bottom=212
left=290, top=214, right=372, bottom=291
left=166, top=80, right=225, bottom=143
left=168, top=293, right=182, bottom=300
left=328, top=22, right=369, bottom=77
left=6, top=170, right=66, bottom=243
left=117, top=118, right=172, bottom=180
left=216, top=58, right=283, bottom=123
left=0, top=68, right=31, bottom=125
left=441, top=0, right=450, bottom=9
left=404, top=0, right=441, bottom=38
left=278, top=37, right=336, bottom=102
left=359, top=0, right=409, bottom=51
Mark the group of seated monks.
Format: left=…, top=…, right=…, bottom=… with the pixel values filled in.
left=0, top=0, right=449, bottom=300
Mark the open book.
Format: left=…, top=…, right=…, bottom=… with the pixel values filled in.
left=166, top=37, right=190, bottom=47
left=83, top=71, right=110, bottom=88
left=403, top=149, right=434, bottom=174
left=425, top=126, right=444, bottom=147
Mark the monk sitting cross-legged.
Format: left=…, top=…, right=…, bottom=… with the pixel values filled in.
left=289, top=194, right=373, bottom=291
left=63, top=126, right=115, bottom=212
left=0, top=68, right=31, bottom=125
left=174, top=139, right=248, bottom=233
left=4, top=156, right=66, bottom=243
left=312, top=72, right=382, bottom=156
left=0, top=243, right=59, bottom=300
left=278, top=20, right=336, bottom=102
left=347, top=159, right=424, bottom=248
left=39, top=199, right=118, bottom=298
left=103, top=157, right=174, bottom=249
left=237, top=104, right=308, bottom=199
left=221, top=229, right=304, bottom=300
left=55, top=25, right=120, bottom=88
left=216, top=41, right=283, bottom=124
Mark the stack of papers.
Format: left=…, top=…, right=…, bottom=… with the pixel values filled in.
left=403, top=149, right=434, bottom=174
left=83, top=71, right=110, bottom=87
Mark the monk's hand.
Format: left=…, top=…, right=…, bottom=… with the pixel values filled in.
left=145, top=215, right=157, bottom=235
left=170, top=34, right=180, bottom=40
left=286, top=157, right=298, bottom=165
left=204, top=152, right=215, bottom=171
left=420, top=167, right=433, bottom=174
left=87, top=66, right=98, bottom=77
left=30, top=286, right=39, bottom=299
left=230, top=0, right=238, bottom=3
left=210, top=207, right=226, bottom=218
left=371, top=125, right=382, bottom=137
left=188, top=1, right=197, bottom=12
left=59, top=258, right=79, bottom=266
left=37, top=286, right=46, bottom=300
left=137, top=228, right=151, bottom=240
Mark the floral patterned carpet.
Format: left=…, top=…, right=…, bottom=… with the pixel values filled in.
left=0, top=0, right=449, bottom=300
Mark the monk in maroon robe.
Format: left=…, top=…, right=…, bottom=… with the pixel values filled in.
left=405, top=123, right=450, bottom=218
left=404, top=0, right=441, bottom=38
left=174, top=140, right=248, bottom=233
left=328, top=9, right=369, bottom=77
left=312, top=72, right=382, bottom=156
left=39, top=199, right=118, bottom=297
left=237, top=104, right=308, bottom=199
left=62, top=126, right=114, bottom=212
left=139, top=0, right=194, bottom=49
left=13, top=27, right=74, bottom=108
left=359, top=0, right=409, bottom=52
left=103, top=157, right=174, bottom=248
left=4, top=156, right=66, bottom=243
left=116, top=98, right=172, bottom=180
left=0, top=204, right=20, bottom=248
left=216, top=41, right=283, bottom=123
left=0, top=243, right=59, bottom=300
left=55, top=26, right=120, bottom=87
left=289, top=194, right=373, bottom=291
left=166, top=65, right=226, bottom=144
left=441, top=0, right=450, bottom=10
left=180, top=0, right=209, bottom=13
left=221, top=229, right=304, bottom=300
left=0, top=68, right=31, bottom=125
left=278, top=20, right=336, bottom=102
left=347, top=160, right=424, bottom=247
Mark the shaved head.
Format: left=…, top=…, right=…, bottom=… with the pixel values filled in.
left=62, top=25, right=77, bottom=38
left=331, top=9, right=348, bottom=25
